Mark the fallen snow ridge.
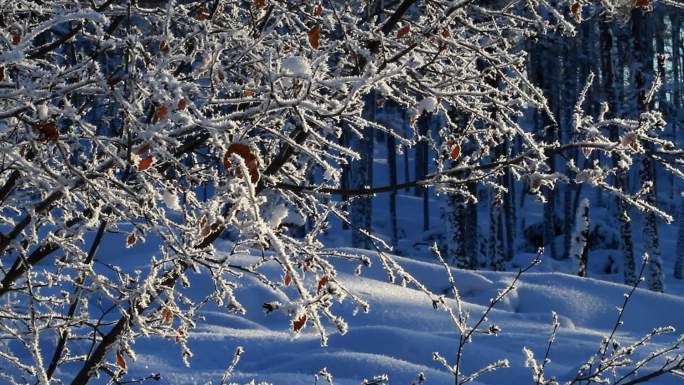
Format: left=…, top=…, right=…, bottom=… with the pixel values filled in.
left=122, top=247, right=684, bottom=385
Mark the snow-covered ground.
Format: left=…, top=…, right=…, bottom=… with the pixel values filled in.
left=114, top=244, right=684, bottom=385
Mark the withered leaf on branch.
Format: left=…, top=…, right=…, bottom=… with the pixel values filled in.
left=32, top=121, right=59, bottom=141
left=293, top=314, right=307, bottom=332
left=317, top=276, right=329, bottom=293
left=115, top=351, right=127, bottom=370
left=138, top=157, right=153, bottom=171
left=177, top=98, right=187, bottom=111
left=195, top=5, right=209, bottom=20
left=153, top=105, right=169, bottom=123
left=313, top=3, right=323, bottom=16
left=224, top=143, right=260, bottom=183
left=160, top=40, right=170, bottom=55
left=136, top=145, right=154, bottom=171
left=308, top=25, right=321, bottom=49
left=571, top=2, right=582, bottom=18
left=162, top=307, right=174, bottom=325
left=449, top=143, right=461, bottom=160
left=127, top=233, right=137, bottom=247
left=397, top=25, right=411, bottom=38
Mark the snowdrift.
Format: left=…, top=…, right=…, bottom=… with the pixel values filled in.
left=112, top=245, right=684, bottom=385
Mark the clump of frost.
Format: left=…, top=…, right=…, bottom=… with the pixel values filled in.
left=269, top=205, right=289, bottom=228
left=280, top=56, right=311, bottom=77
left=163, top=190, right=182, bottom=211
left=418, top=97, right=438, bottom=114
left=37, top=104, right=48, bottom=120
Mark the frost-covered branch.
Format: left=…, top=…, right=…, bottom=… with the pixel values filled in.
left=0, top=0, right=681, bottom=383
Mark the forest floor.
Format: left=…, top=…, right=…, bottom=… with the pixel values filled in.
left=114, top=243, right=684, bottom=385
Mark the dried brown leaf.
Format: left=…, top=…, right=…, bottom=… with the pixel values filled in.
left=449, top=143, right=461, bottom=160
left=397, top=25, right=411, bottom=38
left=293, top=314, right=307, bottom=332
left=317, top=276, right=329, bottom=293
left=313, top=3, right=323, bottom=16
left=116, top=351, right=127, bottom=370
left=127, top=233, right=137, bottom=247
left=308, top=25, right=321, bottom=49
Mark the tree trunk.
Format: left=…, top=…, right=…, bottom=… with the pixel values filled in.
left=654, top=8, right=673, bottom=203
left=641, top=158, right=664, bottom=292
left=503, top=151, right=516, bottom=261
left=633, top=8, right=664, bottom=292
left=341, top=124, right=351, bottom=230
left=618, top=197, right=637, bottom=285
left=570, top=198, right=590, bottom=278
left=562, top=30, right=579, bottom=260
left=446, top=193, right=470, bottom=268
left=465, top=182, right=479, bottom=268
left=675, top=203, right=684, bottom=279
left=415, top=116, right=431, bottom=230
left=673, top=13, right=682, bottom=120
left=403, top=110, right=410, bottom=190
left=671, top=12, right=681, bottom=204
left=387, top=125, right=398, bottom=248
left=489, top=196, right=506, bottom=271
left=600, top=14, right=637, bottom=285
left=350, top=96, right=375, bottom=249
left=541, top=40, right=559, bottom=260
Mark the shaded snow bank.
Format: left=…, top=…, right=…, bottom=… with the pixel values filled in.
left=124, top=247, right=684, bottom=385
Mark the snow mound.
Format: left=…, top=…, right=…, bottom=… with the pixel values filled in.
left=122, top=247, right=684, bottom=385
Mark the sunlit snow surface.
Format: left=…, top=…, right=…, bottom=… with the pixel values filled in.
left=109, top=244, right=684, bottom=385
